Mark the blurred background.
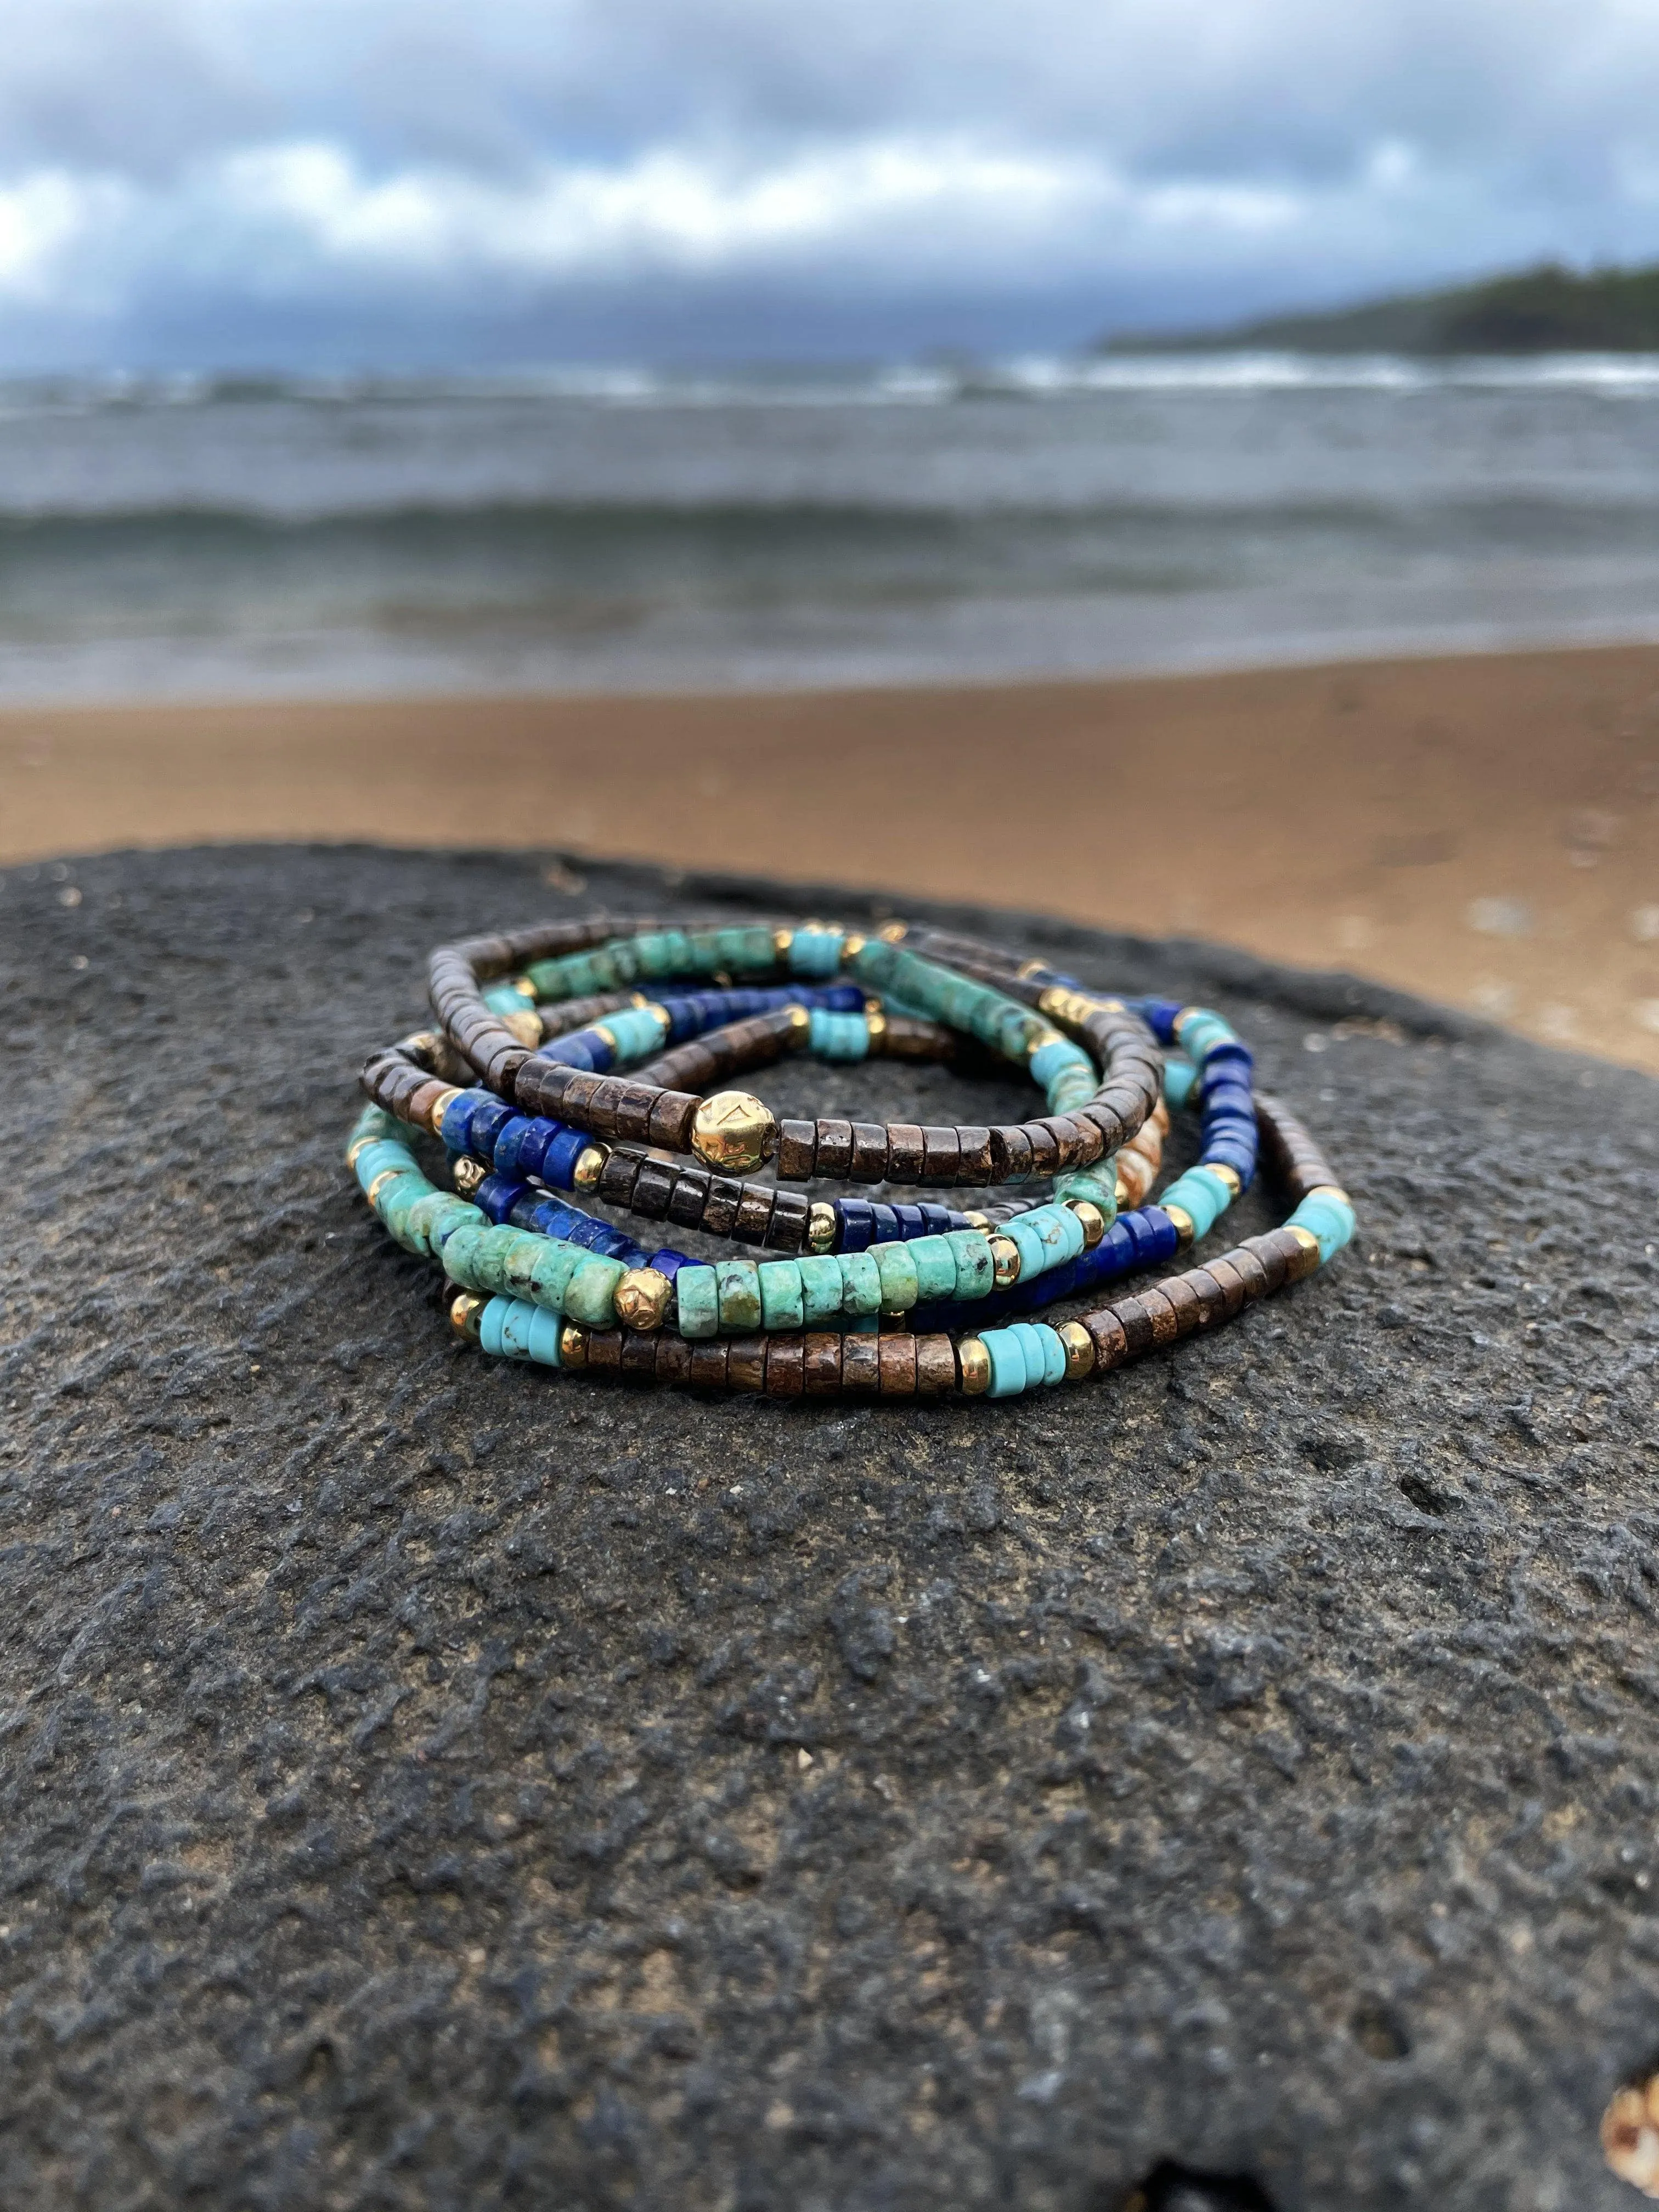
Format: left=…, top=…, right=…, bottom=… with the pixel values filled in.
left=2, top=0, right=1656, bottom=1068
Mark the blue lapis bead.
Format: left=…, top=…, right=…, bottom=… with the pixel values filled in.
left=465, top=1099, right=515, bottom=1160
left=476, top=1174, right=532, bottom=1224
left=870, top=1203, right=900, bottom=1244
left=650, top=1249, right=692, bottom=1282
left=492, top=1117, right=537, bottom=1179
left=540, top=1126, right=591, bottom=1189
left=837, top=1199, right=874, bottom=1252
left=893, top=1203, right=926, bottom=1239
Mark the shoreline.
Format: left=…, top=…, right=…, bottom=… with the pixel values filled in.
left=4, top=642, right=1656, bottom=1074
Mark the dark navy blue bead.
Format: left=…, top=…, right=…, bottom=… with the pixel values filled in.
left=821, top=983, right=864, bottom=1011
left=492, top=1117, right=535, bottom=1178
left=869, top=1203, right=900, bottom=1244
left=466, top=1100, right=515, bottom=1160
left=477, top=1174, right=532, bottom=1224
left=919, top=1203, right=952, bottom=1234
left=836, top=1199, right=874, bottom=1252
left=537, top=1037, right=596, bottom=1070
left=650, top=1250, right=691, bottom=1282
left=893, top=1203, right=926, bottom=1239
left=1200, top=1039, right=1254, bottom=1076
left=614, top=1241, right=649, bottom=1269
left=540, top=1126, right=591, bottom=1189
left=514, top=1119, right=554, bottom=1178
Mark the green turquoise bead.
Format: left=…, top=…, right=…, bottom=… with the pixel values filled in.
left=758, top=1260, right=806, bottom=1331
left=949, top=1230, right=995, bottom=1300
left=675, top=1265, right=720, bottom=1339
left=798, top=1255, right=845, bottom=1323
left=910, top=1234, right=958, bottom=1301
left=566, top=1255, right=625, bottom=1325
left=715, top=1259, right=763, bottom=1332
left=530, top=1241, right=583, bottom=1310
left=873, top=1242, right=920, bottom=1311
left=837, top=1251, right=883, bottom=1316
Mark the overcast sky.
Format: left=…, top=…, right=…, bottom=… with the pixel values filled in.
left=4, top=0, right=1659, bottom=370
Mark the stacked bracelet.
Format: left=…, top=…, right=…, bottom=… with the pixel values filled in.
left=349, top=915, right=1356, bottom=1402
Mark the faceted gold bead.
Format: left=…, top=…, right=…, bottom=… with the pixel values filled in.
left=989, top=1235, right=1022, bottom=1288
left=1164, top=1203, right=1195, bottom=1249
left=1067, top=1199, right=1106, bottom=1248
left=690, top=1091, right=778, bottom=1173
left=572, top=1143, right=608, bottom=1190
left=876, top=920, right=909, bottom=943
left=501, top=1010, right=542, bottom=1048
left=1058, top=1319, right=1095, bottom=1380
left=450, top=1156, right=487, bottom=1198
left=614, top=1267, right=672, bottom=1331
left=957, top=1338, right=991, bottom=1395
left=807, top=1201, right=838, bottom=1254
left=449, top=1293, right=484, bottom=1340
left=558, top=1323, right=589, bottom=1367
left=365, top=1167, right=402, bottom=1207
left=1206, top=1161, right=1242, bottom=1197
left=426, top=1085, right=464, bottom=1135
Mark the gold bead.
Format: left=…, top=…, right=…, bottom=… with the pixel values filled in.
left=1205, top=1161, right=1242, bottom=1198
left=426, top=1085, right=464, bottom=1135
left=558, top=1322, right=589, bottom=1367
left=690, top=1091, right=777, bottom=1173
left=841, top=933, right=866, bottom=958
left=772, top=927, right=795, bottom=958
left=876, top=920, right=909, bottom=943
left=346, top=1131, right=375, bottom=1170
left=1164, top=1203, right=1195, bottom=1249
left=1285, top=1224, right=1322, bottom=1282
left=960, top=1209, right=991, bottom=1232
left=572, top=1143, right=608, bottom=1190
left=1017, top=958, right=1047, bottom=981
left=865, top=1009, right=888, bottom=1049
left=450, top=1155, right=487, bottom=1198
left=807, top=1201, right=838, bottom=1254
left=957, top=1338, right=991, bottom=1395
left=592, top=1023, right=618, bottom=1052
left=989, top=1235, right=1022, bottom=1288
left=512, top=977, right=537, bottom=1002
left=1307, top=1183, right=1350, bottom=1205
left=1058, top=1319, right=1094, bottom=1380
left=400, top=1028, right=443, bottom=1063
left=365, top=1167, right=403, bottom=1207
left=449, top=1293, right=484, bottom=1340
left=786, top=1002, right=811, bottom=1040
left=501, top=1010, right=541, bottom=1048
left=1026, top=1025, right=1065, bottom=1058
left=630, top=991, right=651, bottom=1008
left=1066, top=1198, right=1106, bottom=1249
left=614, top=1267, right=672, bottom=1331
left=1114, top=1173, right=1128, bottom=1208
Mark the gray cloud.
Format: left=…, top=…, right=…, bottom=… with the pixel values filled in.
left=1, top=0, right=1657, bottom=368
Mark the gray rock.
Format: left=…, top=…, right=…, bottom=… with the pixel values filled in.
left=2, top=843, right=1656, bottom=2211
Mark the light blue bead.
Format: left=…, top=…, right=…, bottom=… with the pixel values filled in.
left=1163, top=1054, right=1198, bottom=1110
left=1004, top=1215, right=1048, bottom=1281
left=1030, top=1036, right=1092, bottom=1092
left=603, top=1006, right=668, bottom=1063
left=983, top=1329, right=1029, bottom=1398
left=1290, top=1192, right=1355, bottom=1263
left=789, top=926, right=845, bottom=978
left=809, top=1009, right=869, bottom=1060
left=1159, top=1170, right=1225, bottom=1241
left=482, top=982, right=529, bottom=1014
left=1038, top=1323, right=1068, bottom=1385
left=479, top=1297, right=510, bottom=1357
left=1007, top=1321, right=1066, bottom=1387
left=675, top=1265, right=720, bottom=1339
left=499, top=1298, right=538, bottom=1357
left=949, top=1231, right=995, bottom=1300
left=526, top=1306, right=566, bottom=1365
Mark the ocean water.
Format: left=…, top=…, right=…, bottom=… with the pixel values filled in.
left=2, top=353, right=1658, bottom=701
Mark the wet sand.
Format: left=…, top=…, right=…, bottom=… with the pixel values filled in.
left=3, top=644, right=1657, bottom=1073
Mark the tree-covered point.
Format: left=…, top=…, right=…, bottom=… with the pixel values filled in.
left=1105, top=261, right=1659, bottom=354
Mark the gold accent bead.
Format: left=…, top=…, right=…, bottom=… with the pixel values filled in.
left=512, top=977, right=537, bottom=1002
left=365, top=1167, right=403, bottom=1207
left=592, top=1023, right=618, bottom=1052
left=1285, top=1224, right=1322, bottom=1281
left=960, top=1210, right=991, bottom=1232
left=865, top=1009, right=888, bottom=1049
left=957, top=1338, right=991, bottom=1395
left=572, top=1143, right=608, bottom=1190
left=786, top=1002, right=811, bottom=1040
left=449, top=1293, right=485, bottom=1340
left=426, top=1085, right=464, bottom=1135
left=772, top=927, right=795, bottom=958
left=501, top=1010, right=542, bottom=1048
left=690, top=1091, right=778, bottom=1173
left=989, top=1235, right=1022, bottom=1288
left=400, top=1028, right=443, bottom=1063
left=711, top=969, right=733, bottom=989
left=807, top=1201, right=838, bottom=1254
left=876, top=920, right=909, bottom=943
left=1307, top=1183, right=1351, bottom=1205
left=1026, top=1025, right=1065, bottom=1057
left=614, top=1267, right=672, bottom=1331
left=1205, top=1161, right=1242, bottom=1198
left=346, top=1131, right=375, bottom=1170
left=841, top=933, right=866, bottom=959
left=1066, top=1199, right=1106, bottom=1249
left=1058, top=1319, right=1095, bottom=1380
left=630, top=991, right=651, bottom=1008
left=1164, top=1203, right=1195, bottom=1249
left=450, top=1156, right=487, bottom=1198
left=1017, top=958, right=1047, bottom=981
left=558, top=1322, right=589, bottom=1367
left=1114, top=1173, right=1128, bottom=1208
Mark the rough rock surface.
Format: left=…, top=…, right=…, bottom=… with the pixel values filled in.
left=2, top=843, right=1657, bottom=2212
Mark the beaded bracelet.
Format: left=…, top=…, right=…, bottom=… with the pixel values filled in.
left=349, top=915, right=1356, bottom=1401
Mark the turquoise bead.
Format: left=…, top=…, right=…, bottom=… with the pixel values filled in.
left=873, top=1242, right=919, bottom=1311
left=1163, top=1054, right=1198, bottom=1110
left=676, top=1265, right=720, bottom=1339
left=482, top=981, right=528, bottom=1014
left=1290, top=1192, right=1355, bottom=1263
left=566, top=1255, right=624, bottom=1325
left=910, top=1234, right=958, bottom=1301
left=503, top=1235, right=543, bottom=1300
left=809, top=1009, right=868, bottom=1060
left=715, top=1259, right=763, bottom=1332
left=798, top=1255, right=845, bottom=1324
left=530, top=1240, right=582, bottom=1310
left=789, top=926, right=844, bottom=977
left=759, top=1260, right=805, bottom=1331
left=949, top=1231, right=995, bottom=1300
left=526, top=1305, right=566, bottom=1365
left=837, top=1251, right=883, bottom=1316
left=1008, top=1320, right=1066, bottom=1386
left=983, top=1329, right=1029, bottom=1397
left=1159, top=1169, right=1226, bottom=1241
left=1053, top=1165, right=1118, bottom=1218
left=603, top=1006, right=669, bottom=1062
left=439, top=1223, right=486, bottom=1287
left=479, top=1297, right=510, bottom=1356
left=500, top=1298, right=538, bottom=1357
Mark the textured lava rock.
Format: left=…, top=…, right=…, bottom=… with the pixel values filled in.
left=2, top=844, right=1657, bottom=2212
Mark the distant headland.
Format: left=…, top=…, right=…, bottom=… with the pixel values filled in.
left=1104, top=259, right=1659, bottom=354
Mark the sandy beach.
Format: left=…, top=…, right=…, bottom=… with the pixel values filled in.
left=4, top=642, right=1657, bottom=1074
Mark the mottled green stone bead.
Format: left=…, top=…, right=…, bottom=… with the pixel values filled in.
left=873, top=1241, right=920, bottom=1311
left=798, top=1254, right=845, bottom=1324
left=566, top=1255, right=625, bottom=1326
left=758, top=1260, right=806, bottom=1332
left=715, top=1259, right=764, bottom=1332
left=949, top=1229, right=995, bottom=1300
left=438, top=1223, right=486, bottom=1286
left=530, top=1241, right=583, bottom=1310
left=675, top=1265, right=720, bottom=1339
left=837, top=1250, right=883, bottom=1316
left=504, top=1234, right=544, bottom=1300
left=909, top=1234, right=958, bottom=1302
left=403, top=1190, right=449, bottom=1252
